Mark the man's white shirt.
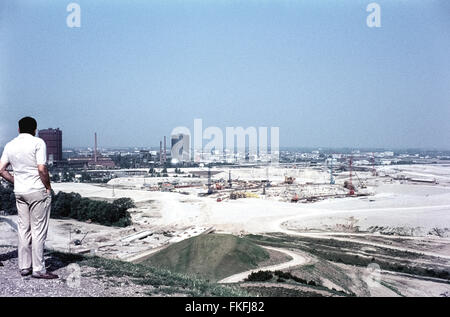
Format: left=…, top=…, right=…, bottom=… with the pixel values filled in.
left=0, top=133, right=47, bottom=194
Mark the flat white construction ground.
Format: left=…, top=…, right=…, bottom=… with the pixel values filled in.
left=52, top=168, right=450, bottom=241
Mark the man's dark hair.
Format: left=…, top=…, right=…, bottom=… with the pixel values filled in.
left=18, top=116, right=37, bottom=135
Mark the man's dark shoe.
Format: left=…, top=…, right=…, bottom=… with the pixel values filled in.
left=32, top=271, right=58, bottom=279
left=20, top=268, right=32, bottom=277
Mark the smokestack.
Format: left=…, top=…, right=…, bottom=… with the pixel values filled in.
left=94, top=132, right=98, bottom=164
left=160, top=140, right=163, bottom=164
left=163, top=136, right=167, bottom=164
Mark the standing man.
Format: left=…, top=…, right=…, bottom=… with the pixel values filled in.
left=0, top=117, right=58, bottom=279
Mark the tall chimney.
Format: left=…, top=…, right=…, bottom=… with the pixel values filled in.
left=163, top=136, right=167, bottom=164
left=94, top=132, right=98, bottom=164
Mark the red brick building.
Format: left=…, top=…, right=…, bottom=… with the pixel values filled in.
left=38, top=128, right=63, bottom=163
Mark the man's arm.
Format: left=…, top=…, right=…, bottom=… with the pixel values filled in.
left=38, top=164, right=51, bottom=193
left=0, top=145, right=13, bottom=184
left=0, top=161, right=14, bottom=184
left=36, top=139, right=51, bottom=192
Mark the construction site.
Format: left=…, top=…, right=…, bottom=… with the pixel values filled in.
left=106, top=155, right=374, bottom=202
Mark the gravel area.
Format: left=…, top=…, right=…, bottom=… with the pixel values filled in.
left=0, top=245, right=150, bottom=297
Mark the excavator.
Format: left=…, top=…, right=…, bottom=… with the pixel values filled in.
left=354, top=170, right=367, bottom=189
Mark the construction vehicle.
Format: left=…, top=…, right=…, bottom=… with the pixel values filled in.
left=284, top=176, right=295, bottom=184
left=354, top=170, right=367, bottom=189
left=73, top=231, right=89, bottom=246
left=344, top=180, right=355, bottom=193
left=230, top=192, right=250, bottom=200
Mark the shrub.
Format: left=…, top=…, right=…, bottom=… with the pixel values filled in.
left=51, top=192, right=133, bottom=227
left=273, top=270, right=318, bottom=286
left=246, top=270, right=273, bottom=282
left=0, top=183, right=17, bottom=215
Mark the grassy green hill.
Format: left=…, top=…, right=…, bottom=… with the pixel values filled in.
left=53, top=248, right=249, bottom=296
left=142, top=233, right=270, bottom=282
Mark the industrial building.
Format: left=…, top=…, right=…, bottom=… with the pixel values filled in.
left=38, top=128, right=63, bottom=163
left=66, top=132, right=115, bottom=169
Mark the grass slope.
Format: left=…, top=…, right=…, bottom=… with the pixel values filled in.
left=49, top=249, right=249, bottom=297
left=142, top=233, right=270, bottom=282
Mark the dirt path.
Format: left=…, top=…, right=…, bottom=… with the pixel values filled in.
left=218, top=246, right=308, bottom=284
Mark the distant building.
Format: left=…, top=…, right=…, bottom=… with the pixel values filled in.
left=171, top=133, right=190, bottom=162
left=38, top=128, right=62, bottom=163
left=67, top=156, right=115, bottom=169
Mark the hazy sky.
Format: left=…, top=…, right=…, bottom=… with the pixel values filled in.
left=1, top=0, right=449, bottom=149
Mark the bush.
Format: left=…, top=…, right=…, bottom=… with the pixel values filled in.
left=1, top=185, right=134, bottom=227
left=274, top=270, right=291, bottom=279
left=51, top=192, right=133, bottom=227
left=0, top=183, right=17, bottom=215
left=246, top=270, right=273, bottom=282
left=273, top=270, right=318, bottom=286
